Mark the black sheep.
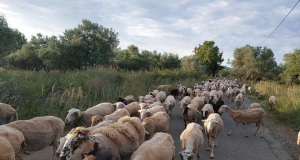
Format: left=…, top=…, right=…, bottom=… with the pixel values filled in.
left=209, top=99, right=224, bottom=115
left=170, top=89, right=179, bottom=98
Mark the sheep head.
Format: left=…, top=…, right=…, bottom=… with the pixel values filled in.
left=114, top=102, right=126, bottom=110
left=65, top=108, right=82, bottom=124
left=91, top=115, right=103, bottom=127
left=218, top=105, right=228, bottom=114
left=59, top=127, right=98, bottom=160
left=139, top=109, right=151, bottom=121
left=178, top=150, right=195, bottom=160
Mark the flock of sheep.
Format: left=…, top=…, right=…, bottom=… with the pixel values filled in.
left=0, top=78, right=293, bottom=160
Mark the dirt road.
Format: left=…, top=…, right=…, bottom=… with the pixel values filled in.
left=23, top=95, right=293, bottom=160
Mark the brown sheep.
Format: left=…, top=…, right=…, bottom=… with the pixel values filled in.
left=181, top=104, right=199, bottom=128
left=131, top=133, right=175, bottom=160
left=0, top=103, right=18, bottom=124
left=0, top=125, right=25, bottom=160
left=0, top=136, right=15, bottom=160
left=218, top=105, right=266, bottom=138
left=269, top=96, right=276, bottom=110
left=7, top=116, right=64, bottom=160
left=142, top=112, right=170, bottom=141
left=90, top=108, right=130, bottom=126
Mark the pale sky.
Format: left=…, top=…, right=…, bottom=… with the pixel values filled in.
left=1, top=0, right=300, bottom=65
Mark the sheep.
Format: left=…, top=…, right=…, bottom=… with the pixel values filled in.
left=142, top=112, right=170, bottom=141
left=186, top=88, right=193, bottom=97
left=170, top=88, right=179, bottom=98
left=217, top=90, right=223, bottom=100
left=65, top=102, right=114, bottom=127
left=0, top=125, right=25, bottom=160
left=115, top=102, right=140, bottom=117
left=7, top=116, right=64, bottom=160
left=155, top=91, right=167, bottom=103
left=202, top=113, right=224, bottom=159
left=116, top=95, right=135, bottom=105
left=164, top=95, right=176, bottom=116
left=179, top=123, right=204, bottom=159
left=90, top=108, right=130, bottom=126
left=150, top=90, right=160, bottom=97
left=144, top=94, right=155, bottom=102
left=218, top=105, right=266, bottom=138
left=56, top=120, right=115, bottom=158
left=59, top=116, right=146, bottom=160
left=0, top=103, right=18, bottom=124
left=191, top=96, right=207, bottom=112
left=248, top=86, right=252, bottom=93
left=181, top=104, right=199, bottom=128
left=138, top=96, right=145, bottom=103
left=269, top=96, right=276, bottom=111
left=248, top=103, right=262, bottom=109
left=179, top=96, right=192, bottom=110
left=156, top=85, right=173, bottom=95
left=201, top=104, right=214, bottom=119
left=255, top=90, right=261, bottom=99
left=131, top=133, right=175, bottom=160
left=139, top=102, right=161, bottom=110
left=193, top=89, right=202, bottom=97
left=0, top=136, right=15, bottom=160
left=139, top=105, right=165, bottom=121
left=234, top=93, right=244, bottom=110
left=297, top=131, right=300, bottom=145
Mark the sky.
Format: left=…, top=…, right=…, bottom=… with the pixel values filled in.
left=1, top=0, right=300, bottom=66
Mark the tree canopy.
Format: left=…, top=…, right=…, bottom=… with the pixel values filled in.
left=194, top=41, right=224, bottom=76
left=279, top=49, right=300, bottom=84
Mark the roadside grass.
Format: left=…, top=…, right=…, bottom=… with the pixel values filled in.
left=0, top=68, right=207, bottom=120
left=252, top=81, right=300, bottom=129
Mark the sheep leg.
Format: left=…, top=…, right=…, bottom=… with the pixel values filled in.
left=50, top=140, right=58, bottom=160
left=242, top=123, right=249, bottom=137
left=261, top=121, right=265, bottom=138
left=254, top=123, right=261, bottom=136
left=206, top=135, right=210, bottom=151
left=210, top=137, right=215, bottom=159
left=228, top=123, right=238, bottom=136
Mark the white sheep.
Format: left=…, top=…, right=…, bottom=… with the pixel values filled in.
left=65, top=102, right=114, bottom=127
left=269, top=96, right=276, bottom=110
left=234, top=93, right=244, bottom=110
left=115, top=102, right=140, bottom=117
left=201, top=104, right=214, bottom=119
left=138, top=96, right=145, bottom=103
left=0, top=136, right=15, bottom=160
left=186, top=88, right=193, bottom=97
left=139, top=105, right=165, bottom=121
left=248, top=103, right=262, bottom=109
left=255, top=90, right=261, bottom=99
left=181, top=104, right=199, bottom=128
left=142, top=112, right=170, bottom=140
left=248, top=86, right=252, bottom=93
left=164, top=95, right=176, bottom=115
left=179, top=96, right=192, bottom=110
left=0, top=125, right=25, bottom=160
left=179, top=123, right=204, bottom=159
left=0, top=103, right=18, bottom=124
left=90, top=108, right=130, bottom=126
left=193, top=89, right=202, bottom=97
left=191, top=96, right=207, bottom=112
left=7, top=116, right=64, bottom=160
left=155, top=91, right=167, bottom=103
left=202, top=113, right=224, bottom=159
left=218, top=105, right=266, bottom=138
left=59, top=116, right=146, bottom=160
left=217, top=90, right=223, bottom=101
left=130, top=132, right=175, bottom=160
left=151, top=90, right=160, bottom=97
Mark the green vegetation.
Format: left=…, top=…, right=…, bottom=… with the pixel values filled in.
left=0, top=68, right=207, bottom=120
left=252, top=81, right=300, bottom=129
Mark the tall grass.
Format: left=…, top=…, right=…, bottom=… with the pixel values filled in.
left=0, top=68, right=207, bottom=120
left=253, top=81, right=300, bottom=128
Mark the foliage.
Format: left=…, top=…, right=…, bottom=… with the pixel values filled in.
left=0, top=14, right=27, bottom=63
left=279, top=49, right=300, bottom=84
left=231, top=45, right=278, bottom=80
left=218, top=68, right=231, bottom=77
left=253, top=81, right=300, bottom=129
left=194, top=41, right=224, bottom=76
left=181, top=55, right=206, bottom=73
left=0, top=68, right=207, bottom=119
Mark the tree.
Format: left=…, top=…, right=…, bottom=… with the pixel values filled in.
left=280, top=49, right=300, bottom=84
left=194, top=41, right=224, bottom=76
left=0, top=14, right=27, bottom=63
left=231, top=45, right=278, bottom=81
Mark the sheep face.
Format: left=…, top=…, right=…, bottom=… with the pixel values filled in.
left=139, top=109, right=151, bottom=121
left=218, top=105, right=227, bottom=114
left=56, top=130, right=75, bottom=158
left=178, top=150, right=195, bottom=160
left=65, top=108, right=81, bottom=124
left=138, top=96, right=145, bottom=103
left=91, top=115, right=103, bottom=127
left=59, top=128, right=97, bottom=160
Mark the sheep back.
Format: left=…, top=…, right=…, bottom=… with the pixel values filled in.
left=180, top=123, right=203, bottom=155
left=0, top=125, right=25, bottom=156
left=125, top=102, right=141, bottom=117
left=104, top=109, right=130, bottom=122
left=7, top=116, right=64, bottom=151
left=248, top=103, right=262, bottom=109
left=130, top=133, right=175, bottom=160
left=142, top=112, right=170, bottom=140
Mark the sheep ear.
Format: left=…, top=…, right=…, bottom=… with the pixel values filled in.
left=201, top=119, right=206, bottom=123
left=145, top=131, right=149, bottom=134
left=73, top=112, right=79, bottom=117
